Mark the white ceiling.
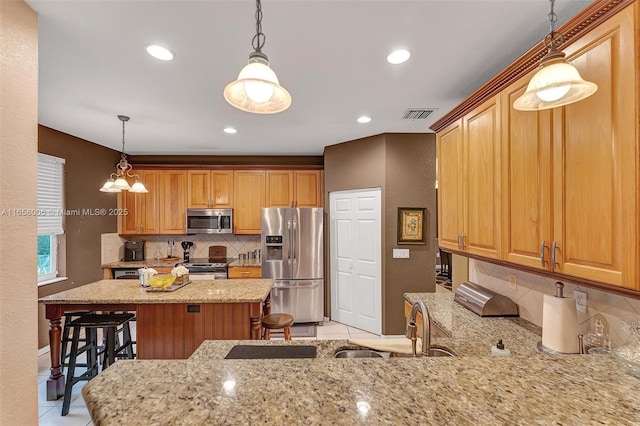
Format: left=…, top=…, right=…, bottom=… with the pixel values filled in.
left=28, top=0, right=591, bottom=156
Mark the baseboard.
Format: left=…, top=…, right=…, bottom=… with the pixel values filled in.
left=38, top=345, right=50, bottom=357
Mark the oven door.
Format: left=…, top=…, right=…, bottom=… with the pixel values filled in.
left=189, top=273, right=227, bottom=281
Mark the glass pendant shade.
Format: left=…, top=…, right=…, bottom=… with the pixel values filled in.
left=224, top=54, right=291, bottom=114
left=99, top=179, right=122, bottom=193
left=112, top=177, right=132, bottom=191
left=513, top=56, right=598, bottom=111
left=129, top=180, right=149, bottom=193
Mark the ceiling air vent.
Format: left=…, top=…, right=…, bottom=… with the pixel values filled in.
left=401, top=109, right=435, bottom=120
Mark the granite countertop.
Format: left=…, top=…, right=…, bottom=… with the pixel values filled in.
left=405, top=293, right=542, bottom=357
left=102, top=260, right=181, bottom=268
left=83, top=350, right=640, bottom=424
left=81, top=294, right=640, bottom=424
left=38, top=279, right=274, bottom=304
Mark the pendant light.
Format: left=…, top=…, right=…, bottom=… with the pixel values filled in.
left=224, top=0, right=291, bottom=114
left=99, top=115, right=148, bottom=193
left=513, top=0, right=597, bottom=111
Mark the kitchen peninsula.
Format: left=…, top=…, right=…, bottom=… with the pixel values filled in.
left=39, top=278, right=273, bottom=400
left=80, top=294, right=640, bottom=424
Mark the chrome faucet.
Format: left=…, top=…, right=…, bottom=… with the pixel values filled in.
left=405, top=300, right=431, bottom=357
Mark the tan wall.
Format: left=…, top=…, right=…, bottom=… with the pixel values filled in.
left=383, top=134, right=437, bottom=333
left=0, top=0, right=39, bottom=423
left=37, top=126, right=120, bottom=347
left=324, top=133, right=437, bottom=335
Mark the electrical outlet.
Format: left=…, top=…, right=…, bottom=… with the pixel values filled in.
left=509, top=274, right=517, bottom=290
left=574, top=290, right=588, bottom=313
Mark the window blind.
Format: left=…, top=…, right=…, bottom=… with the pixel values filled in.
left=37, top=153, right=65, bottom=235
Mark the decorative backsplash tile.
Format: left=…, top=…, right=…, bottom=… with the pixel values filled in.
left=469, top=259, right=640, bottom=348
left=101, top=233, right=125, bottom=264
left=110, top=234, right=261, bottom=261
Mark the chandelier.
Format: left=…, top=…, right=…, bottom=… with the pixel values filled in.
left=223, top=0, right=291, bottom=114
left=513, top=0, right=597, bottom=111
left=99, top=115, right=148, bottom=193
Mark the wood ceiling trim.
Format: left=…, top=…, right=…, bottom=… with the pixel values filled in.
left=429, top=0, right=635, bottom=133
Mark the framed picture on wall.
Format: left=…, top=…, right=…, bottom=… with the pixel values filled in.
left=397, top=207, right=426, bottom=244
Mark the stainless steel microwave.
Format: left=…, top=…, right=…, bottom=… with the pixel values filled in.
left=186, top=208, right=233, bottom=234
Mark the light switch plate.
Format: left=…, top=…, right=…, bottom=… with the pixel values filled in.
left=393, top=249, right=410, bottom=259
left=574, top=290, right=588, bottom=313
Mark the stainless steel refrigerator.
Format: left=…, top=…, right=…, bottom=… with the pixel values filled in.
left=261, top=207, right=324, bottom=323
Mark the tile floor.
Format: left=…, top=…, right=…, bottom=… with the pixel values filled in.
left=37, top=320, right=379, bottom=425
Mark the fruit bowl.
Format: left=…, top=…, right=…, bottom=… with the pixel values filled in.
left=148, top=274, right=176, bottom=289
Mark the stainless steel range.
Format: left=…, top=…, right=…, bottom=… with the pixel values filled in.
left=180, top=258, right=231, bottom=280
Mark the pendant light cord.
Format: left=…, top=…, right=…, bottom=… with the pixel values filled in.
left=251, top=0, right=265, bottom=53
left=122, top=119, right=126, bottom=154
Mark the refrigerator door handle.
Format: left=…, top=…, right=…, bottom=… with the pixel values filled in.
left=287, top=219, right=292, bottom=260
left=292, top=219, right=297, bottom=263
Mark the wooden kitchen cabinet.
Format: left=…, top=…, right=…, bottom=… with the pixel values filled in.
left=500, top=73, right=553, bottom=270
left=500, top=6, right=637, bottom=289
left=187, top=170, right=234, bottom=208
left=118, top=170, right=160, bottom=234
left=266, top=170, right=323, bottom=207
left=437, top=95, right=501, bottom=259
left=234, top=170, right=266, bottom=234
left=228, top=266, right=261, bottom=279
left=158, top=170, right=187, bottom=234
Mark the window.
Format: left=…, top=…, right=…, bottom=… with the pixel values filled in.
left=37, top=153, right=65, bottom=283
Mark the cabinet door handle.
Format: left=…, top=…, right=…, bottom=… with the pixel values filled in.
left=462, top=234, right=466, bottom=249
left=540, top=241, right=547, bottom=267
left=241, top=271, right=250, bottom=275
left=551, top=241, right=559, bottom=271
left=457, top=234, right=461, bottom=249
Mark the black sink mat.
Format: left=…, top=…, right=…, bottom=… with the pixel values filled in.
left=224, top=345, right=317, bottom=359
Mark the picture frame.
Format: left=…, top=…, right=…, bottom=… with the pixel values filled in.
left=397, top=207, right=426, bottom=245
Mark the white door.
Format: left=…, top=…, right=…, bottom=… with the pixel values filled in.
left=330, top=188, right=381, bottom=334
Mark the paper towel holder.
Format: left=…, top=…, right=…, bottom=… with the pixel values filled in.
left=538, top=281, right=580, bottom=355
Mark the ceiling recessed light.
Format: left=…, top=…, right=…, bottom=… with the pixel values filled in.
left=387, top=49, right=410, bottom=64
left=146, top=44, right=175, bottom=61
left=357, top=116, right=372, bottom=124
left=223, top=127, right=237, bottom=134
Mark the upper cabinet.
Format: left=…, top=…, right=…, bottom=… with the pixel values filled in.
left=437, top=96, right=501, bottom=260
left=437, top=1, right=638, bottom=290
left=118, top=167, right=321, bottom=236
left=551, top=7, right=636, bottom=288
left=118, top=170, right=160, bottom=235
left=266, top=170, right=323, bottom=207
left=158, top=170, right=187, bottom=234
left=234, top=170, right=266, bottom=235
left=187, top=170, right=234, bottom=208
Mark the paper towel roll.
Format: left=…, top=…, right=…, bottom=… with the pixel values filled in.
left=542, top=293, right=579, bottom=353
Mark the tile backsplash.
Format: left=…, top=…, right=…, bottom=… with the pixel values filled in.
left=469, top=259, right=640, bottom=348
left=102, top=233, right=261, bottom=262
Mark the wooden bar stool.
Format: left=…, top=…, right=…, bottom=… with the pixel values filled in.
left=261, top=313, right=294, bottom=340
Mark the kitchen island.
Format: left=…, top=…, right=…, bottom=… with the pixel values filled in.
left=81, top=294, right=640, bottom=424
left=39, top=278, right=273, bottom=400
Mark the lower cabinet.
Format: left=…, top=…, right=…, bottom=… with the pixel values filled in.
left=136, top=303, right=254, bottom=359
left=228, top=267, right=261, bottom=279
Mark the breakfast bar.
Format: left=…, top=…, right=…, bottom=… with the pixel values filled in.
left=79, top=294, right=640, bottom=425
left=38, top=278, right=274, bottom=401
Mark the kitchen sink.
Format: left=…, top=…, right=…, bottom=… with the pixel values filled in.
left=334, top=349, right=389, bottom=358
left=334, top=345, right=456, bottom=358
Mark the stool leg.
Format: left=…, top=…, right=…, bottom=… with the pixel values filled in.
left=61, top=325, right=80, bottom=416
left=263, top=328, right=271, bottom=340
left=284, top=326, right=292, bottom=341
left=87, top=328, right=99, bottom=379
left=104, top=327, right=116, bottom=370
